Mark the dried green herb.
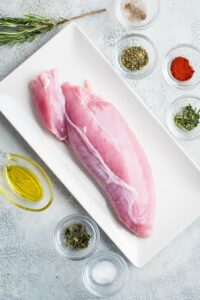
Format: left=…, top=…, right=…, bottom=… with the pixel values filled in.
left=0, top=9, right=106, bottom=46
left=120, top=46, right=149, bottom=71
left=174, top=104, right=200, bottom=131
left=63, top=223, right=91, bottom=250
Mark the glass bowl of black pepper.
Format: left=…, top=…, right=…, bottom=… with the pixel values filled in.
left=166, top=95, right=200, bottom=140
left=114, top=34, right=157, bottom=79
left=54, top=214, right=100, bottom=260
left=115, top=0, right=160, bottom=30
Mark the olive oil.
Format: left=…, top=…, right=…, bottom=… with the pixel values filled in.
left=6, top=165, right=43, bottom=201
left=0, top=152, right=53, bottom=211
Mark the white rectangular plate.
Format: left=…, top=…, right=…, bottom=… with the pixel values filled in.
left=0, top=23, right=200, bottom=267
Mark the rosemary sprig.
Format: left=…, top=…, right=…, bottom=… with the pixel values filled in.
left=174, top=104, right=200, bottom=131
left=0, top=8, right=106, bottom=46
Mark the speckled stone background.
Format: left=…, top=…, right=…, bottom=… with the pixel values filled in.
left=0, top=1, right=200, bottom=299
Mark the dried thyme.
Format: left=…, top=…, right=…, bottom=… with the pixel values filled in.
left=63, top=223, right=91, bottom=250
left=120, top=46, right=149, bottom=71
left=174, top=104, right=200, bottom=131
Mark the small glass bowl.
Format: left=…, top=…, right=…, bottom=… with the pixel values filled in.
left=115, top=0, right=160, bottom=30
left=54, top=214, right=100, bottom=260
left=114, top=34, right=157, bottom=79
left=166, top=95, right=200, bottom=140
left=82, top=251, right=129, bottom=298
left=163, top=44, right=200, bottom=89
left=0, top=153, right=53, bottom=212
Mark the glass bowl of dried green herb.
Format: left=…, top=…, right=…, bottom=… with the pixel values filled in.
left=114, top=34, right=157, bottom=79
left=54, top=214, right=100, bottom=260
left=166, top=95, right=200, bottom=140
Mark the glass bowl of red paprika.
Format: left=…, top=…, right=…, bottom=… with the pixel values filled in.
left=163, top=44, right=200, bottom=89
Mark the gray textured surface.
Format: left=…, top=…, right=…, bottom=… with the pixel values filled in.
left=0, top=0, right=200, bottom=299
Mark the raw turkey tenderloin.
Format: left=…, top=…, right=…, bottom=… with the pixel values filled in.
left=31, top=70, right=156, bottom=237
left=31, top=69, right=67, bottom=140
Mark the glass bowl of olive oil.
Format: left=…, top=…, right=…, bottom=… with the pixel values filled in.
left=0, top=152, right=53, bottom=211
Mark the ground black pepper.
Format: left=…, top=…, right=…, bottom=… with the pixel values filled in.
left=123, top=0, right=147, bottom=22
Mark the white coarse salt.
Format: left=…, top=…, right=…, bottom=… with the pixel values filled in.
left=92, top=260, right=117, bottom=285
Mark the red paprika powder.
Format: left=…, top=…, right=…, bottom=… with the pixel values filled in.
left=170, top=56, right=194, bottom=81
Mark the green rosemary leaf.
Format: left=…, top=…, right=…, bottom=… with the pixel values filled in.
left=174, top=104, right=200, bottom=131
left=63, top=223, right=91, bottom=250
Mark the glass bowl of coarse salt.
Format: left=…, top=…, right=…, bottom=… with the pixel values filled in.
left=82, top=251, right=129, bottom=297
left=115, top=0, right=160, bottom=30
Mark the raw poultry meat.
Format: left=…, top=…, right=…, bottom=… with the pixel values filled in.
left=31, top=70, right=67, bottom=140
left=31, top=70, right=155, bottom=237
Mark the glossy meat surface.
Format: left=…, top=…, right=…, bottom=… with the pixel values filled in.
left=31, top=70, right=67, bottom=140
left=31, top=70, right=155, bottom=237
left=62, top=82, right=155, bottom=237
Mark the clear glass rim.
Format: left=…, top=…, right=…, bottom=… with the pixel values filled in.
left=162, top=44, right=200, bottom=89
left=166, top=95, right=200, bottom=140
left=114, top=33, right=158, bottom=79
left=53, top=214, right=100, bottom=261
left=0, top=154, right=53, bottom=212
left=114, top=0, right=160, bottom=30
left=82, top=250, right=129, bottom=297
